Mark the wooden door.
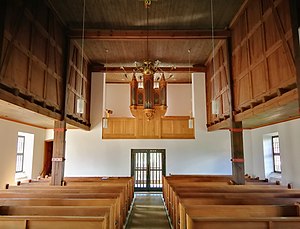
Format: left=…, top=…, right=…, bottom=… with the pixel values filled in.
left=131, top=149, right=166, bottom=191
left=41, top=140, right=53, bottom=177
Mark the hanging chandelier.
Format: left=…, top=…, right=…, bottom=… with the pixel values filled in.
left=126, top=0, right=168, bottom=120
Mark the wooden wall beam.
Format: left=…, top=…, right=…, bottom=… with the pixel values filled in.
left=68, top=29, right=231, bottom=40
left=289, top=0, right=300, bottom=111
left=50, top=120, right=66, bottom=186
left=91, top=65, right=206, bottom=73
left=227, top=38, right=245, bottom=185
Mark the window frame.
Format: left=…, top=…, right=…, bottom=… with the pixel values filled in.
left=272, top=135, right=281, bottom=173
left=16, top=135, right=25, bottom=173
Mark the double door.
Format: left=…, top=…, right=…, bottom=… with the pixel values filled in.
left=131, top=149, right=166, bottom=191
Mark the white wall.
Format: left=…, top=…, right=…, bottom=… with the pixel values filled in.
left=64, top=72, right=232, bottom=177
left=165, top=84, right=192, bottom=116
left=105, top=84, right=132, bottom=117
left=105, top=82, right=192, bottom=117
left=0, top=119, right=46, bottom=188
left=243, top=119, right=300, bottom=187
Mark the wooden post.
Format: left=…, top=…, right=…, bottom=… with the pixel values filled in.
left=226, top=38, right=245, bottom=184
left=50, top=120, right=66, bottom=186
left=229, top=122, right=245, bottom=184
left=50, top=35, right=70, bottom=185
left=289, top=0, right=300, bottom=110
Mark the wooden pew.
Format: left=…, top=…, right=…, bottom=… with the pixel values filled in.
left=0, top=216, right=106, bottom=229
left=2, top=186, right=129, bottom=224
left=171, top=192, right=300, bottom=228
left=162, top=175, right=300, bottom=229
left=184, top=204, right=300, bottom=229
left=179, top=199, right=300, bottom=229
left=0, top=198, right=119, bottom=229
left=187, top=217, right=300, bottom=229
left=2, top=176, right=135, bottom=229
left=167, top=186, right=300, bottom=226
left=0, top=205, right=112, bottom=229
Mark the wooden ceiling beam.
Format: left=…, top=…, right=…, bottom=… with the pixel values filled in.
left=91, top=65, right=206, bottom=73
left=68, top=29, right=231, bottom=40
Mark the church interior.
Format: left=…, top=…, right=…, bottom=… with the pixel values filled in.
left=0, top=0, right=300, bottom=228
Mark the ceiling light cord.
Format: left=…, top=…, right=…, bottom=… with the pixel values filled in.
left=188, top=49, right=192, bottom=117
left=146, top=6, right=149, bottom=60
left=79, top=0, right=86, bottom=98
left=210, top=0, right=215, bottom=77
left=210, top=0, right=217, bottom=115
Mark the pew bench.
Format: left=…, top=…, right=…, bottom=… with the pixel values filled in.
left=0, top=216, right=107, bottom=229
left=183, top=204, right=300, bottom=229
left=186, top=217, right=300, bottom=229
left=0, top=205, right=113, bottom=229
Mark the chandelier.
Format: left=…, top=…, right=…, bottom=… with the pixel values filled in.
left=125, top=0, right=168, bottom=120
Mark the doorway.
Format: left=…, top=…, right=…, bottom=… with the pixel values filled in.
left=41, top=140, right=53, bottom=177
left=131, top=149, right=166, bottom=191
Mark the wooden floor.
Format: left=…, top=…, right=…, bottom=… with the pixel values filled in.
left=126, top=193, right=170, bottom=229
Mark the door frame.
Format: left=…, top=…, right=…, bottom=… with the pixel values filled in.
left=131, top=149, right=166, bottom=192
left=41, top=140, right=53, bottom=177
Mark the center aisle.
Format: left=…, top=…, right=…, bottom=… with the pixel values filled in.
left=126, top=192, right=171, bottom=229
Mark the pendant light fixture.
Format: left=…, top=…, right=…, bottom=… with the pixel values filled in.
left=76, top=0, right=86, bottom=114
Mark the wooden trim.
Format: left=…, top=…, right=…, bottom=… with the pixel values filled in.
left=207, top=119, right=230, bottom=132
left=234, top=88, right=299, bottom=122
left=65, top=116, right=90, bottom=131
left=0, top=116, right=47, bottom=129
left=0, top=86, right=62, bottom=120
left=68, top=29, right=231, bottom=40
left=229, top=0, right=250, bottom=28
left=247, top=116, right=300, bottom=130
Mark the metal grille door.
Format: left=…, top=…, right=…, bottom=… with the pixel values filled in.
left=131, top=149, right=166, bottom=191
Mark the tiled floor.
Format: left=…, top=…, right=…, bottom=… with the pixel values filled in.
left=126, top=192, right=171, bottom=229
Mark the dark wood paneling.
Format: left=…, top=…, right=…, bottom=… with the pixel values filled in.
left=206, top=41, right=231, bottom=128
left=65, top=40, right=91, bottom=128
left=230, top=0, right=298, bottom=126
left=0, top=0, right=66, bottom=119
left=0, top=1, right=6, bottom=62
left=289, top=0, right=300, bottom=112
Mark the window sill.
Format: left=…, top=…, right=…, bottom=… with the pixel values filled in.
left=267, top=172, right=282, bottom=183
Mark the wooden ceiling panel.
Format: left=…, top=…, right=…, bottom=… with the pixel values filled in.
left=48, top=0, right=244, bottom=82
left=76, top=39, right=221, bottom=66
left=49, top=0, right=244, bottom=30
